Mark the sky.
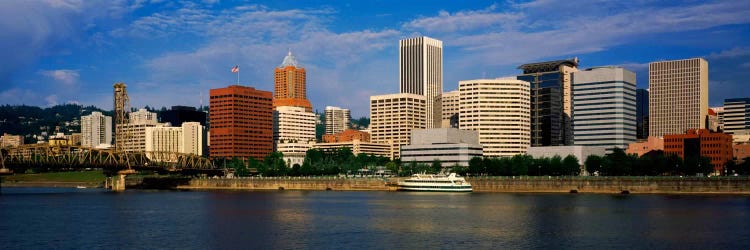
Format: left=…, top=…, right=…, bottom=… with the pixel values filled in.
left=1, top=0, right=750, bottom=117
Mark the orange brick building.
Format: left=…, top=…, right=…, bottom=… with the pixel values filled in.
left=209, top=85, right=273, bottom=160
left=626, top=136, right=664, bottom=157
left=322, top=129, right=371, bottom=143
left=734, top=144, right=750, bottom=162
left=664, top=129, right=733, bottom=173
left=273, top=51, right=312, bottom=112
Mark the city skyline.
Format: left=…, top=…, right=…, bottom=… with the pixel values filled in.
left=2, top=1, right=750, bottom=117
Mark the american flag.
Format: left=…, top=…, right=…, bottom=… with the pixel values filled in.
left=231, top=65, right=239, bottom=73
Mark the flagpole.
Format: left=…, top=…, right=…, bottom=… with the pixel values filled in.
left=237, top=67, right=240, bottom=85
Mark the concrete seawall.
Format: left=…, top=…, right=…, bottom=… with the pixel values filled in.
left=177, top=176, right=750, bottom=194
left=468, top=177, right=750, bottom=194
left=179, top=177, right=391, bottom=191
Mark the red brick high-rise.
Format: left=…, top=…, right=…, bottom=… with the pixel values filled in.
left=273, top=51, right=312, bottom=112
left=209, top=85, right=273, bottom=160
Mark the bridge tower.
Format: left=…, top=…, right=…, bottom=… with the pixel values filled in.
left=113, top=82, right=130, bottom=153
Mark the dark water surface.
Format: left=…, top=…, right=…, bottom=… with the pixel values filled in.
left=1, top=187, right=749, bottom=249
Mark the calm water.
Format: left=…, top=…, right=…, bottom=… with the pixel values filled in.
left=1, top=187, right=749, bottom=249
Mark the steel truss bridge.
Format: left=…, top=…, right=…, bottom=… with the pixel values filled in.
left=0, top=144, right=216, bottom=174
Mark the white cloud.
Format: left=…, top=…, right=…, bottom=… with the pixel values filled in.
left=41, top=69, right=80, bottom=86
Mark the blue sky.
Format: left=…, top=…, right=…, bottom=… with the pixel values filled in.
left=1, top=0, right=750, bottom=117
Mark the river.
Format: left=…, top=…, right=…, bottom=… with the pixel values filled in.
left=1, top=187, right=749, bottom=249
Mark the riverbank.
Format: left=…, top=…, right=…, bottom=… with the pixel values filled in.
left=176, top=176, right=750, bottom=195
left=1, top=171, right=104, bottom=188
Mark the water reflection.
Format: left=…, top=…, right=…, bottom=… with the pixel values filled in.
left=1, top=188, right=749, bottom=249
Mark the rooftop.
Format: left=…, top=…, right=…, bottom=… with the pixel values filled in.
left=278, top=50, right=301, bottom=68
left=518, top=57, right=579, bottom=74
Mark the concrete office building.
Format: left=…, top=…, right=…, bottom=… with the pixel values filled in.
left=274, top=106, right=316, bottom=166
left=439, top=90, right=459, bottom=128
left=723, top=98, right=750, bottom=134
left=370, top=93, right=427, bottom=159
left=81, top=111, right=112, bottom=148
left=664, top=129, right=733, bottom=174
left=527, top=145, right=609, bottom=166
left=209, top=85, right=273, bottom=160
left=636, top=89, right=649, bottom=139
left=518, top=58, right=579, bottom=146
left=399, top=36, right=443, bottom=128
left=648, top=58, right=709, bottom=137
left=117, top=109, right=163, bottom=152
left=324, top=106, right=351, bottom=134
left=400, top=128, right=483, bottom=167
left=572, top=66, right=637, bottom=150
left=144, top=122, right=205, bottom=162
left=458, top=78, right=531, bottom=157
left=0, top=133, right=25, bottom=148
left=322, top=129, right=370, bottom=143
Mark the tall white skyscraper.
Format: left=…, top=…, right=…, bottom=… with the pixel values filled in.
left=324, top=106, right=351, bottom=134
left=458, top=78, right=530, bottom=157
left=572, top=67, right=637, bottom=150
left=648, top=58, right=708, bottom=137
left=81, top=111, right=112, bottom=148
left=399, top=36, right=443, bottom=128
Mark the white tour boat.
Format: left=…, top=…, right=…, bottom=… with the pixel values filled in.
left=397, top=173, right=472, bottom=192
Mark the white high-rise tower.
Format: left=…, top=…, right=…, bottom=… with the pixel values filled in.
left=399, top=36, right=443, bottom=128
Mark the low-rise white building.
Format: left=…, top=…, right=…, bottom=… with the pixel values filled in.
left=145, top=122, right=205, bottom=162
left=400, top=128, right=483, bottom=167
left=526, top=145, right=608, bottom=165
left=313, top=140, right=391, bottom=158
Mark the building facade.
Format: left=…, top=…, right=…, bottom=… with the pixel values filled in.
left=723, top=98, right=750, bottom=134
left=322, top=129, right=370, bottom=143
left=274, top=106, right=316, bottom=166
left=273, top=51, right=312, bottom=112
left=526, top=146, right=609, bottom=166
left=145, top=125, right=182, bottom=162
left=209, top=85, right=273, bottom=160
left=399, top=36, right=443, bottom=128
left=370, top=93, right=427, bottom=159
left=636, top=89, right=649, bottom=139
left=400, top=128, right=483, bottom=167
left=439, top=90, right=459, bottom=128
left=518, top=58, right=579, bottom=146
left=324, top=106, right=351, bottom=135
left=81, top=111, right=112, bottom=148
left=648, top=58, right=709, bottom=137
left=572, top=66, right=637, bottom=150
left=117, top=109, right=162, bottom=152
left=625, top=136, right=664, bottom=157
left=458, top=78, right=530, bottom=157
left=663, top=129, right=733, bottom=174
left=313, top=140, right=391, bottom=158
left=0, top=133, right=25, bottom=148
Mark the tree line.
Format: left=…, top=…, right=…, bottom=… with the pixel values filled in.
left=217, top=147, right=750, bottom=177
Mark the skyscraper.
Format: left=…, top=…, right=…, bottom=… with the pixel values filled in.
left=439, top=90, right=459, bottom=128
left=324, top=106, right=351, bottom=134
left=399, top=36, right=443, bottom=128
left=370, top=93, right=427, bottom=159
left=572, top=67, right=637, bottom=150
left=636, top=89, right=649, bottom=139
left=723, top=98, right=750, bottom=134
left=209, top=85, right=273, bottom=160
left=458, top=78, right=530, bottom=157
left=274, top=106, right=316, bottom=166
left=648, top=58, right=708, bottom=138
left=273, top=51, right=312, bottom=112
left=518, top=58, right=579, bottom=146
left=81, top=111, right=112, bottom=148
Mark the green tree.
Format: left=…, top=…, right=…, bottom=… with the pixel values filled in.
left=510, top=154, right=531, bottom=176
left=550, top=155, right=563, bottom=176
left=468, top=157, right=484, bottom=176
left=562, top=155, right=580, bottom=176
left=585, top=155, right=602, bottom=176
left=430, top=159, right=442, bottom=173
